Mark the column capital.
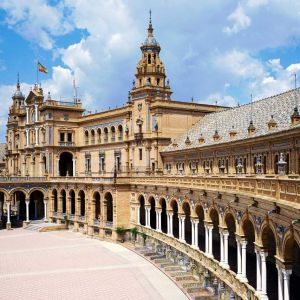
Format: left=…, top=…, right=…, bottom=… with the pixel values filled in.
left=282, top=268, right=292, bottom=278
left=25, top=198, right=30, bottom=203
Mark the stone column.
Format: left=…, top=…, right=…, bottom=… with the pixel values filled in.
left=25, top=199, right=30, bottom=223
left=236, top=239, right=242, bottom=279
left=72, top=159, right=76, bottom=176
left=44, top=199, right=48, bottom=222
left=145, top=207, right=150, bottom=228
left=223, top=231, right=229, bottom=268
left=241, top=240, right=248, bottom=282
left=137, top=204, right=140, bottom=225
left=167, top=212, right=173, bottom=236
left=56, top=159, right=59, bottom=176
left=156, top=209, right=162, bottom=232
left=34, top=200, right=38, bottom=219
left=26, top=107, right=29, bottom=124
left=6, top=201, right=11, bottom=229
left=191, top=219, right=195, bottom=246
left=208, top=224, right=213, bottom=257
left=260, top=251, right=268, bottom=299
left=181, top=216, right=186, bottom=242
left=178, top=215, right=182, bottom=239
left=282, top=269, right=292, bottom=300
left=276, top=265, right=283, bottom=300
left=205, top=224, right=209, bottom=254
left=26, top=129, right=29, bottom=147
left=255, top=249, right=262, bottom=295
left=194, top=220, right=199, bottom=248
left=35, top=104, right=38, bottom=122
left=219, top=230, right=224, bottom=264
left=35, top=127, right=39, bottom=146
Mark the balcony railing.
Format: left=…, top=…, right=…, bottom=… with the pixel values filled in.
left=105, top=221, right=113, bottom=228
left=59, top=141, right=75, bottom=147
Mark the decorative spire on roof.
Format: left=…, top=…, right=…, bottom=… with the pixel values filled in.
left=248, top=94, right=256, bottom=135
left=213, top=129, right=220, bottom=141
left=291, top=73, right=300, bottom=125
left=229, top=125, right=237, bottom=139
left=267, top=114, right=277, bottom=131
left=198, top=133, right=205, bottom=144
left=185, top=135, right=191, bottom=145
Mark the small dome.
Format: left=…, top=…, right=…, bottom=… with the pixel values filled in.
left=13, top=90, right=24, bottom=98
left=143, top=36, right=159, bottom=47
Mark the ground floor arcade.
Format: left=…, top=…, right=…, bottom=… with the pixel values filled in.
left=136, top=194, right=300, bottom=300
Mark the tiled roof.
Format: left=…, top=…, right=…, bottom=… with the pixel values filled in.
left=163, top=88, right=300, bottom=152
left=0, top=143, right=6, bottom=163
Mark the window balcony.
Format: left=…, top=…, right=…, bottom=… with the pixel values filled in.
left=59, top=141, right=75, bottom=147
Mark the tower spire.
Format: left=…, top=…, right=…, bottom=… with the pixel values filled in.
left=17, top=72, right=20, bottom=90
left=147, top=9, right=153, bottom=37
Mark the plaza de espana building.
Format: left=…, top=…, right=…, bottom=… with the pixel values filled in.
left=0, top=18, right=300, bottom=300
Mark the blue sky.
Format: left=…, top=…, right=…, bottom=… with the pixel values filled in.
left=1, top=0, right=300, bottom=142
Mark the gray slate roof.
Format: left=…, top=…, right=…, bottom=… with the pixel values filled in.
left=163, top=88, right=300, bottom=152
left=0, top=143, right=6, bottom=163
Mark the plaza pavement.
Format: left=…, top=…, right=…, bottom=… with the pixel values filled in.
left=0, top=228, right=188, bottom=300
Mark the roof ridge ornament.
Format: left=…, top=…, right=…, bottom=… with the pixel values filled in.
left=291, top=73, right=300, bottom=125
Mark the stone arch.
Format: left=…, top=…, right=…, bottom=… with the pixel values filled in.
left=183, top=201, right=192, bottom=244
left=260, top=221, right=278, bottom=299
left=159, top=197, right=167, bottom=233
left=13, top=190, right=27, bottom=222
left=241, top=215, right=257, bottom=288
left=104, top=192, right=113, bottom=223
left=170, top=199, right=179, bottom=238
left=195, top=204, right=205, bottom=251
left=60, top=189, right=66, bottom=214
left=103, top=127, right=108, bottom=142
left=78, top=190, right=85, bottom=216
left=69, top=189, right=76, bottom=215
left=148, top=196, right=156, bottom=229
left=224, top=211, right=237, bottom=273
left=10, top=187, right=29, bottom=199
left=28, top=188, right=46, bottom=198
left=93, top=191, right=101, bottom=220
left=138, top=194, right=145, bottom=226
left=0, top=189, right=10, bottom=201
left=209, top=207, right=220, bottom=260
left=117, top=124, right=123, bottom=140
left=52, top=189, right=58, bottom=213
left=282, top=232, right=300, bottom=299
left=29, top=190, right=44, bottom=220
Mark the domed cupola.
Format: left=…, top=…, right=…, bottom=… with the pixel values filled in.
left=140, top=11, right=160, bottom=52
left=10, top=75, right=25, bottom=113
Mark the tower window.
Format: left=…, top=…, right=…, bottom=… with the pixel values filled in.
left=153, top=54, right=156, bottom=62
left=139, top=79, right=142, bottom=86
left=157, top=78, right=160, bottom=86
left=148, top=54, right=151, bottom=64
left=139, top=149, right=143, bottom=160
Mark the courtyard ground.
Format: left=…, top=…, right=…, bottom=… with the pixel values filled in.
left=0, top=228, right=188, bottom=300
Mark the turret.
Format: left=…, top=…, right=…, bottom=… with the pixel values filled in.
left=130, top=11, right=172, bottom=101
left=10, top=75, right=25, bottom=113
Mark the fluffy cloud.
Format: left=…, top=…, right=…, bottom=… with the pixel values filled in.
left=0, top=0, right=73, bottom=49
left=223, top=4, right=251, bottom=34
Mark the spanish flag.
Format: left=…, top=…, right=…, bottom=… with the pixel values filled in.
left=38, top=62, right=48, bottom=74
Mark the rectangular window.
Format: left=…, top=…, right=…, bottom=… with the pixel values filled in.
left=67, top=133, right=72, bottom=142
left=85, top=153, right=91, bottom=174
left=60, top=132, right=65, bottom=142
left=139, top=149, right=142, bottom=161
left=99, top=152, right=105, bottom=172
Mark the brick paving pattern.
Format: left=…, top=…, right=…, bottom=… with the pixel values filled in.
left=0, top=229, right=187, bottom=300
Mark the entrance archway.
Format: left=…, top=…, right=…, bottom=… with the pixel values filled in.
left=59, top=152, right=73, bottom=176
left=105, top=192, right=113, bottom=222
left=94, top=192, right=101, bottom=219
left=69, top=190, right=75, bottom=215
left=79, top=190, right=85, bottom=216
left=29, top=190, right=44, bottom=220
left=171, top=200, right=179, bottom=239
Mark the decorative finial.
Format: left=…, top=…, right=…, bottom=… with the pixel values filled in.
left=16, top=72, right=20, bottom=90
left=149, top=9, right=152, bottom=24
left=147, top=9, right=153, bottom=37
left=250, top=93, right=253, bottom=124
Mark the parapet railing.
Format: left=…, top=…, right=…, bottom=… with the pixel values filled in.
left=137, top=225, right=258, bottom=300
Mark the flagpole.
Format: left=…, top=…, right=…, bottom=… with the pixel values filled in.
left=36, top=61, right=39, bottom=86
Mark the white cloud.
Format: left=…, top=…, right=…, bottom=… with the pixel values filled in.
left=0, top=0, right=73, bottom=49
left=224, top=4, right=251, bottom=34
left=214, top=50, right=266, bottom=79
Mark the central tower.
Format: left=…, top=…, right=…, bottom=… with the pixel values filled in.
left=130, top=12, right=172, bottom=100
